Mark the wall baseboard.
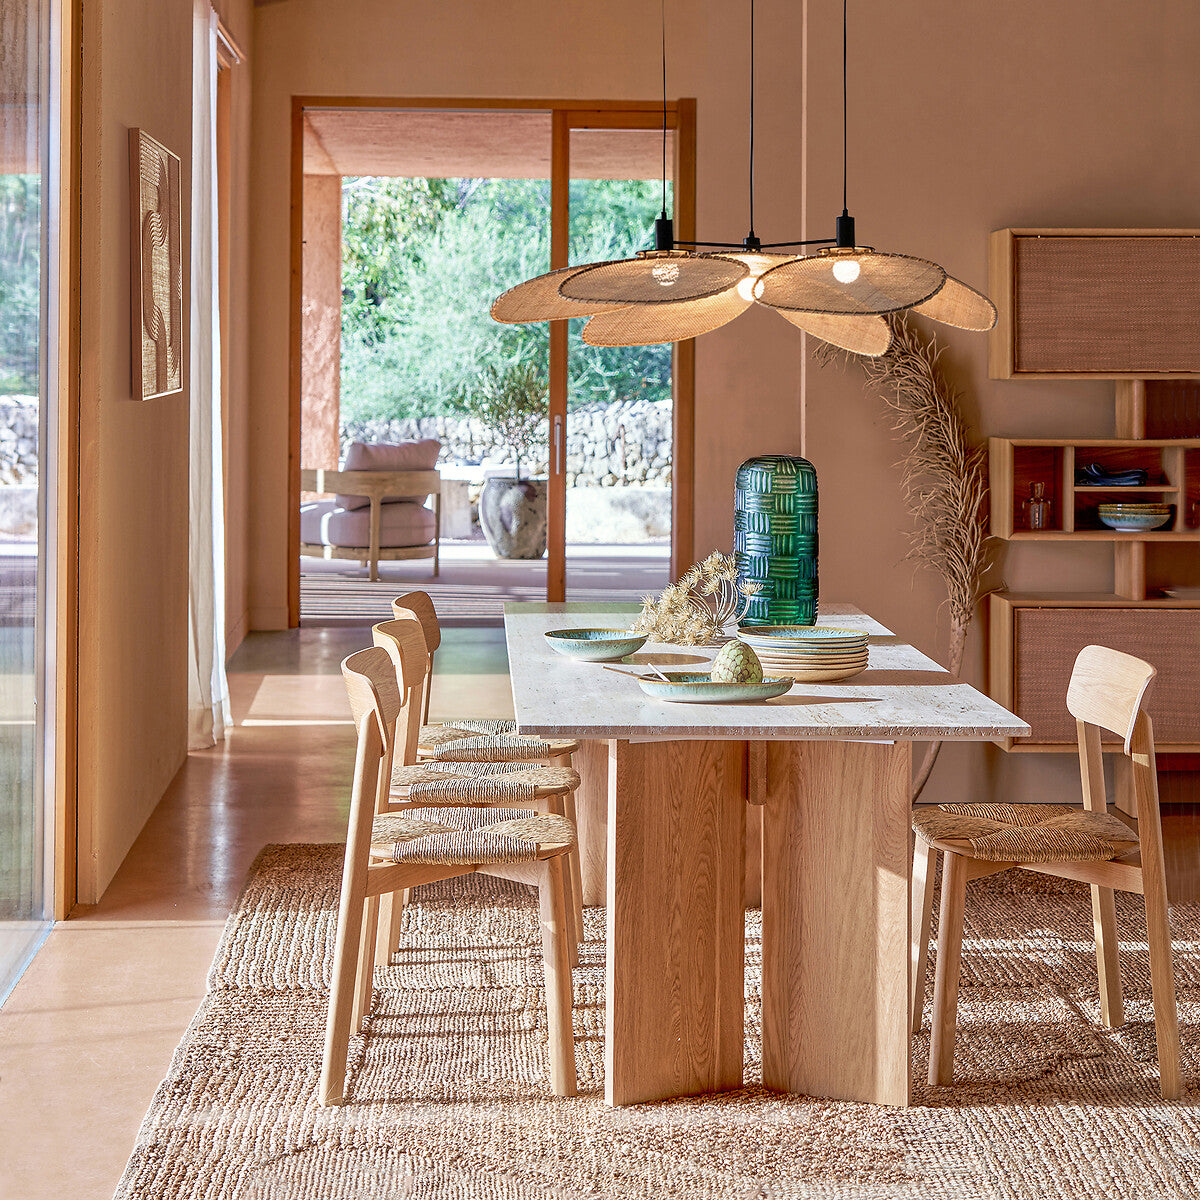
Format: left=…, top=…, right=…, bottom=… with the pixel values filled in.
left=249, top=605, right=290, bottom=631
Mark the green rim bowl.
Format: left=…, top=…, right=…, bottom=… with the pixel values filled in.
left=636, top=672, right=794, bottom=703
left=544, top=627, right=649, bottom=662
left=1097, top=508, right=1172, bottom=531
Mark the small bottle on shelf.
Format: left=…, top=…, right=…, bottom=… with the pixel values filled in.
left=1023, top=482, right=1052, bottom=530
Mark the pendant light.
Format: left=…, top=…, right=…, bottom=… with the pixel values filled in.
left=753, top=0, right=997, bottom=332
left=491, top=0, right=994, bottom=351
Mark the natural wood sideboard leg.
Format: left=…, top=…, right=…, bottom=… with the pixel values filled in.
left=605, top=738, right=747, bottom=1106
left=572, top=739, right=609, bottom=906
left=761, top=739, right=913, bottom=1106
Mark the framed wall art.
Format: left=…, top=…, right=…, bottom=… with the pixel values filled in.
left=129, top=127, right=183, bottom=400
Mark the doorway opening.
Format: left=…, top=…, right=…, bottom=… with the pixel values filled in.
left=291, top=100, right=695, bottom=625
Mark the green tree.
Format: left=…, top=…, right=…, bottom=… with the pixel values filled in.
left=0, top=176, right=41, bottom=394
left=339, top=175, right=673, bottom=426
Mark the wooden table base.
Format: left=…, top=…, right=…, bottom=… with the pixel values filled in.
left=761, top=739, right=913, bottom=1106
left=604, top=738, right=747, bottom=1106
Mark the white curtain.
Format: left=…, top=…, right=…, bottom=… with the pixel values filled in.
left=187, top=0, right=230, bottom=749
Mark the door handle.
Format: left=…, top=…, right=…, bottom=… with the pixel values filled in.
left=553, top=414, right=564, bottom=476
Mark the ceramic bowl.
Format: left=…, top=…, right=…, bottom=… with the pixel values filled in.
left=636, top=672, right=794, bottom=703
left=1097, top=504, right=1172, bottom=532
left=544, top=627, right=648, bottom=662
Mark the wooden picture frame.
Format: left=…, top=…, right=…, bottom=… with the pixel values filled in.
left=129, top=128, right=183, bottom=400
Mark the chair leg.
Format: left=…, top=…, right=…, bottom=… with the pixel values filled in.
left=911, top=838, right=938, bottom=1035
left=320, top=871, right=369, bottom=1106
left=1090, top=884, right=1125, bottom=1029
left=537, top=854, right=578, bottom=1097
left=354, top=895, right=379, bottom=1029
left=562, top=788, right=586, bottom=948
left=1143, top=872, right=1182, bottom=1099
left=928, top=850, right=968, bottom=1086
left=377, top=889, right=408, bottom=961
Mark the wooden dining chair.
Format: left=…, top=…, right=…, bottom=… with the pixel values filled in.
left=910, top=644, right=1180, bottom=1098
left=320, top=646, right=578, bottom=1105
left=370, top=615, right=586, bottom=958
left=390, top=591, right=586, bottom=944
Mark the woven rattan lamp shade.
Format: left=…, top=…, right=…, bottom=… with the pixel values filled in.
left=756, top=250, right=946, bottom=315
left=773, top=309, right=892, bottom=356
left=490, top=265, right=627, bottom=324
left=559, top=252, right=748, bottom=305
left=581, top=289, right=752, bottom=347
left=910, top=274, right=997, bottom=331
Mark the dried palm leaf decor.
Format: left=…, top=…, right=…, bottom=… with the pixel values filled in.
left=817, top=314, right=992, bottom=801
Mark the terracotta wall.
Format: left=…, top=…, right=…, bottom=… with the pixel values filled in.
left=217, top=0, right=255, bottom=655
left=246, top=0, right=807, bottom=630
left=300, top=173, right=341, bottom=471
left=802, top=0, right=1200, bottom=805
left=242, top=1, right=1200, bottom=807
left=76, top=0, right=253, bottom=902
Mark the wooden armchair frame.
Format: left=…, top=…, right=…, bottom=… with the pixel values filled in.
left=301, top=467, right=441, bottom=582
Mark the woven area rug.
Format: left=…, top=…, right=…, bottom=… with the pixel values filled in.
left=114, top=845, right=1200, bottom=1199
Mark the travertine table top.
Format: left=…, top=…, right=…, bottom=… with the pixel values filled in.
left=504, top=602, right=1031, bottom=742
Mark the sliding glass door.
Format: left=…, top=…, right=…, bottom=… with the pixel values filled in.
left=0, top=0, right=56, bottom=999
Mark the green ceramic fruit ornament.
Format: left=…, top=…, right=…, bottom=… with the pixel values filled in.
left=710, top=639, right=764, bottom=684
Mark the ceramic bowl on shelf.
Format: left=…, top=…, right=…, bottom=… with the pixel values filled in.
left=1097, top=503, right=1173, bottom=532
left=543, top=628, right=648, bottom=662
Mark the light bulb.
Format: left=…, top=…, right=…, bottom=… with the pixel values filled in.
left=832, top=258, right=861, bottom=284
left=652, top=261, right=680, bottom=287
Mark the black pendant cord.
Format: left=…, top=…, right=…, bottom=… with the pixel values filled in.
left=747, top=0, right=756, bottom=247
left=651, top=0, right=674, bottom=250
left=661, top=0, right=668, bottom=220
left=842, top=0, right=848, bottom=215
left=835, top=0, right=855, bottom=247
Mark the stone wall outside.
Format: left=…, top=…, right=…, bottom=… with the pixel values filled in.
left=342, top=396, right=672, bottom=488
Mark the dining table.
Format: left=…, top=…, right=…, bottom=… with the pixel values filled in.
left=504, top=601, right=1031, bottom=1108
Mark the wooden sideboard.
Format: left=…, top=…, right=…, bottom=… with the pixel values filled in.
left=988, top=228, right=1200, bottom=806
left=989, top=593, right=1200, bottom=753
left=989, top=229, right=1200, bottom=380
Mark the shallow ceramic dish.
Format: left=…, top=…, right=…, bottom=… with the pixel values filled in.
left=768, top=662, right=869, bottom=682
left=544, top=627, right=649, bottom=662
left=1162, top=586, right=1200, bottom=600
left=758, top=653, right=869, bottom=669
left=636, top=672, right=793, bottom=703
left=739, top=625, right=867, bottom=646
left=1097, top=504, right=1172, bottom=532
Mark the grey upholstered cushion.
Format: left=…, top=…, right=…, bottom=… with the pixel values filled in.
left=300, top=498, right=436, bottom=549
left=336, top=439, right=441, bottom=509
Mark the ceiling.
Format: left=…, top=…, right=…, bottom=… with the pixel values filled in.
left=303, top=109, right=672, bottom=181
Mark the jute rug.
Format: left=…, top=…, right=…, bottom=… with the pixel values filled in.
left=113, top=845, right=1200, bottom=1199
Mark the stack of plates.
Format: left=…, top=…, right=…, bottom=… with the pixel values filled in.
left=737, top=625, right=869, bottom=682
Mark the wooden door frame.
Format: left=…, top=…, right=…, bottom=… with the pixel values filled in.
left=287, top=96, right=697, bottom=623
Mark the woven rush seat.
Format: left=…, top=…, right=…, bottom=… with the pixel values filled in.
left=912, top=802, right=1139, bottom=864
left=370, top=806, right=576, bottom=866
left=417, top=721, right=579, bottom=760
left=391, top=759, right=581, bottom=804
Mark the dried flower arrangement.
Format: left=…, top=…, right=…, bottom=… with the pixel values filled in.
left=631, top=551, right=762, bottom=646
left=816, top=313, right=992, bottom=801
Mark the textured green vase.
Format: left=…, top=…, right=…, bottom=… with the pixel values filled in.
left=734, top=455, right=818, bottom=626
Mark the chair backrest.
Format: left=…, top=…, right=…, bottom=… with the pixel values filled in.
left=371, top=617, right=429, bottom=766
left=393, top=591, right=441, bottom=653
left=1066, top=644, right=1157, bottom=756
left=341, top=646, right=402, bottom=828
left=341, top=646, right=402, bottom=752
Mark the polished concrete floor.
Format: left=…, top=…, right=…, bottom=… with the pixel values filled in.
left=1, top=625, right=1197, bottom=1199
left=0, top=624, right=514, bottom=1200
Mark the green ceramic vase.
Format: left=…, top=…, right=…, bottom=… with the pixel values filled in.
left=734, top=454, right=818, bottom=626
